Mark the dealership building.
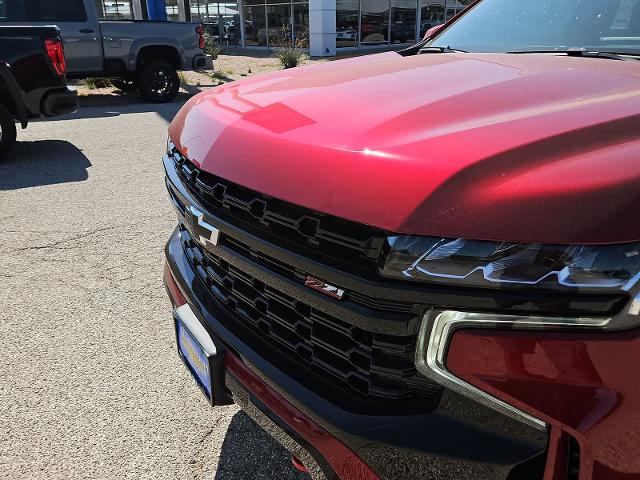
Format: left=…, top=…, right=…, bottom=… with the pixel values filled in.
left=97, top=0, right=469, bottom=56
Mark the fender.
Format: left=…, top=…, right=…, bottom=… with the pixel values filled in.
left=128, top=40, right=183, bottom=72
left=0, top=61, right=28, bottom=129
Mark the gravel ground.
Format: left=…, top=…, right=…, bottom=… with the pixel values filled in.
left=73, top=48, right=399, bottom=98
left=74, top=51, right=329, bottom=98
left=0, top=100, right=308, bottom=480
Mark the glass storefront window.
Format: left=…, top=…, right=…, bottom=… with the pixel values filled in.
left=190, top=0, right=241, bottom=45
left=95, top=0, right=133, bottom=19
left=219, top=2, right=241, bottom=45
left=391, top=0, right=417, bottom=43
left=418, top=0, right=471, bottom=37
left=336, top=0, right=359, bottom=47
left=338, top=0, right=429, bottom=48
left=190, top=0, right=207, bottom=22
left=419, top=0, right=444, bottom=37
left=166, top=0, right=179, bottom=21
left=241, top=0, right=308, bottom=48
left=267, top=3, right=292, bottom=46
left=360, top=0, right=390, bottom=44
left=293, top=2, right=309, bottom=46
left=244, top=4, right=267, bottom=45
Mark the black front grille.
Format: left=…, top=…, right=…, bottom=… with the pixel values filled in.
left=179, top=227, right=440, bottom=405
left=221, top=234, right=416, bottom=314
left=171, top=150, right=387, bottom=276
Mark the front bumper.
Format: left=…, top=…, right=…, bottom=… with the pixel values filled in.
left=41, top=87, right=78, bottom=117
left=164, top=228, right=548, bottom=479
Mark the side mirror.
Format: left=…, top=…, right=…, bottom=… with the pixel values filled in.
left=423, top=24, right=444, bottom=40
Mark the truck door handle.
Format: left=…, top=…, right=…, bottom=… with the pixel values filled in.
left=79, top=29, right=95, bottom=34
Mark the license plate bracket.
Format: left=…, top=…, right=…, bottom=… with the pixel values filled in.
left=173, top=304, right=231, bottom=406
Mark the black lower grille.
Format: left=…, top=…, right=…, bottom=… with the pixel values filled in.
left=170, top=148, right=387, bottom=276
left=179, top=226, right=440, bottom=405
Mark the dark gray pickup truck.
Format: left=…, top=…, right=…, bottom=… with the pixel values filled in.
left=1, top=0, right=211, bottom=102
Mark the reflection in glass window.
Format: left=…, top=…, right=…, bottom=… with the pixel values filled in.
left=419, top=0, right=444, bottom=37
left=95, top=0, right=133, bottom=20
left=446, top=0, right=471, bottom=19
left=267, top=4, right=292, bottom=46
left=293, top=3, right=309, bottom=46
left=361, top=0, right=390, bottom=44
left=219, top=3, right=241, bottom=46
left=190, top=0, right=241, bottom=46
left=190, top=0, right=207, bottom=22
left=241, top=0, right=308, bottom=48
left=0, top=0, right=26, bottom=21
left=391, top=0, right=417, bottom=43
left=337, top=0, right=359, bottom=47
left=244, top=5, right=267, bottom=45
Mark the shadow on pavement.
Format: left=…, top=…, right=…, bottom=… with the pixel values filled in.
left=37, top=92, right=198, bottom=124
left=215, top=412, right=308, bottom=480
left=0, top=140, right=91, bottom=190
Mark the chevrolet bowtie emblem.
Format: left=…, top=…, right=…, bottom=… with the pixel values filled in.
left=186, top=205, right=220, bottom=247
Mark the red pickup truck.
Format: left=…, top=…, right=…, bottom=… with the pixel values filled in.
left=163, top=1, right=640, bottom=479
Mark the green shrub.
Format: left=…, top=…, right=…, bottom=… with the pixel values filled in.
left=203, top=33, right=223, bottom=60
left=275, top=47, right=305, bottom=69
left=272, top=27, right=307, bottom=69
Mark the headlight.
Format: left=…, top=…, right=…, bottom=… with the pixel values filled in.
left=167, top=137, right=175, bottom=155
left=381, top=235, right=640, bottom=292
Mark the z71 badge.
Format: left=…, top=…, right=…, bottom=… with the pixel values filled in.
left=304, top=276, right=345, bottom=300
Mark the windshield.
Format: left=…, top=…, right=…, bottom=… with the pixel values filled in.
left=428, top=0, right=640, bottom=54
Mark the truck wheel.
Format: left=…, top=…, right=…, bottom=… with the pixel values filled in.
left=138, top=62, right=180, bottom=103
left=0, top=104, right=17, bottom=159
left=112, top=79, right=138, bottom=92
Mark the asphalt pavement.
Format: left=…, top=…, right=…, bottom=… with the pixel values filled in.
left=0, top=98, right=308, bottom=480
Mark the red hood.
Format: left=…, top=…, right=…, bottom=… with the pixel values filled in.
left=169, top=52, right=640, bottom=244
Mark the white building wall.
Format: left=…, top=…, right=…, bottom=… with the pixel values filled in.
left=177, top=0, right=188, bottom=21
left=309, top=0, right=336, bottom=56
left=132, top=0, right=145, bottom=19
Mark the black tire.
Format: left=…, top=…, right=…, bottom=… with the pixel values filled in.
left=0, top=104, right=17, bottom=159
left=137, top=62, right=180, bottom=103
left=111, top=79, right=138, bottom=92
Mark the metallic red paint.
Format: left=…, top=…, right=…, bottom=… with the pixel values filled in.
left=224, top=352, right=380, bottom=480
left=164, top=262, right=187, bottom=307
left=446, top=328, right=640, bottom=480
left=168, top=52, right=640, bottom=245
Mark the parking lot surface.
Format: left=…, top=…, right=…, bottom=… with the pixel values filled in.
left=0, top=100, right=307, bottom=480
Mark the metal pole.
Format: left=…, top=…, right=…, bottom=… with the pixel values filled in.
left=239, top=0, right=246, bottom=47
left=179, top=0, right=190, bottom=21
left=387, top=0, right=391, bottom=44
left=415, top=0, right=420, bottom=41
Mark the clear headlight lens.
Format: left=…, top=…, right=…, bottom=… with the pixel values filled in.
left=381, top=235, right=640, bottom=292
